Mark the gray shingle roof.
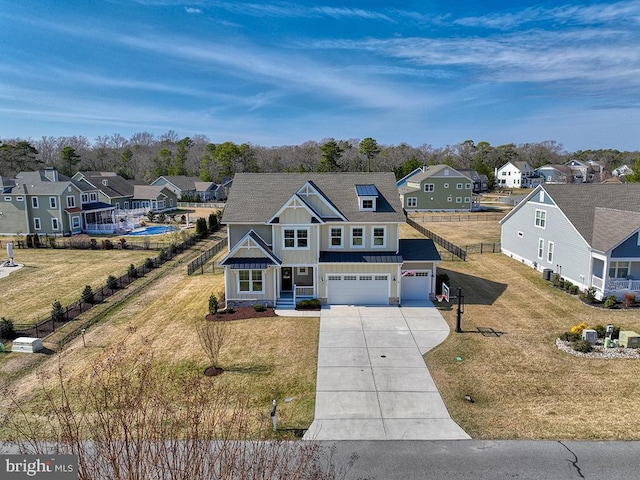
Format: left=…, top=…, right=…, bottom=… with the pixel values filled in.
left=222, top=172, right=405, bottom=224
left=406, top=165, right=471, bottom=184
left=79, top=172, right=135, bottom=198
left=542, top=184, right=640, bottom=249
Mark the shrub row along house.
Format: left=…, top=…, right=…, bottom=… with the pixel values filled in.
left=500, top=183, right=640, bottom=301
left=0, top=168, right=184, bottom=236
left=220, top=172, right=440, bottom=308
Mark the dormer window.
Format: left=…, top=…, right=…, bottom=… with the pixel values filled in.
left=355, top=184, right=378, bottom=212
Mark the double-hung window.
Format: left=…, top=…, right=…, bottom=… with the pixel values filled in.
left=49, top=196, right=57, bottom=209
left=283, top=228, right=308, bottom=249
left=424, top=184, right=435, bottom=192
left=238, top=270, right=263, bottom=292
left=32, top=197, right=39, bottom=208
left=330, top=227, right=343, bottom=247
left=406, top=197, right=417, bottom=208
left=351, top=227, right=364, bottom=247
left=538, top=238, right=544, bottom=259
left=67, top=196, right=76, bottom=208
left=535, top=209, right=546, bottom=228
left=372, top=227, right=386, bottom=247
left=547, top=242, right=554, bottom=263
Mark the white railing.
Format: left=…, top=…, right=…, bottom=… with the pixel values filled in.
left=296, top=285, right=315, bottom=297
left=607, top=279, right=640, bottom=291
left=85, top=223, right=119, bottom=234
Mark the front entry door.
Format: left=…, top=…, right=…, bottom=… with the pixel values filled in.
left=282, top=267, right=293, bottom=291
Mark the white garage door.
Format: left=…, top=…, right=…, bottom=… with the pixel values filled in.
left=327, top=274, right=389, bottom=305
left=401, top=272, right=431, bottom=301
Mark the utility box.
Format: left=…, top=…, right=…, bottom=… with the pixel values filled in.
left=543, top=269, right=553, bottom=281
left=581, top=329, right=598, bottom=345
left=618, top=331, right=640, bottom=348
left=11, top=337, right=44, bottom=353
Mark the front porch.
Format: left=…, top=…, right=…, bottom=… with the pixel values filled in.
left=276, top=266, right=316, bottom=309
left=591, top=260, right=640, bottom=300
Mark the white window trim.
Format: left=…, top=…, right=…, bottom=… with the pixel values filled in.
left=466, top=183, right=472, bottom=189
left=297, top=267, right=308, bottom=275
left=372, top=226, right=386, bottom=248
left=51, top=218, right=60, bottom=231
left=447, top=196, right=453, bottom=202
left=49, top=196, right=57, bottom=209
left=31, top=197, right=39, bottom=208
left=464, top=197, right=471, bottom=203
left=535, top=209, right=546, bottom=229
left=350, top=226, right=365, bottom=248
left=66, top=196, right=76, bottom=208
left=90, top=192, right=98, bottom=202
left=81, top=193, right=89, bottom=203
left=547, top=241, right=554, bottom=263
left=456, top=183, right=463, bottom=189
left=34, top=218, right=41, bottom=230
left=406, top=197, right=417, bottom=208
left=238, top=269, right=264, bottom=293
left=283, top=227, right=310, bottom=250
left=72, top=216, right=81, bottom=229
left=329, top=226, right=344, bottom=248
left=538, top=238, right=544, bottom=259
left=424, top=184, right=434, bottom=192
left=456, top=197, right=462, bottom=203
left=443, top=183, right=449, bottom=189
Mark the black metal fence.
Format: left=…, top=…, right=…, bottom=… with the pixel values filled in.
left=406, top=218, right=467, bottom=261
left=10, top=235, right=202, bottom=341
left=463, top=242, right=501, bottom=254
left=187, top=237, right=228, bottom=275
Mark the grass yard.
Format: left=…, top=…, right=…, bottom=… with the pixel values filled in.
left=0, top=245, right=318, bottom=441
left=412, top=218, right=503, bottom=247
left=427, top=253, right=640, bottom=440
left=0, top=248, right=153, bottom=325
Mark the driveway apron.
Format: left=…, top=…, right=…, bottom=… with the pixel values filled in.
left=304, top=302, right=470, bottom=440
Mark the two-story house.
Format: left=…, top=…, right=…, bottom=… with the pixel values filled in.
left=220, top=173, right=441, bottom=308
left=398, top=165, right=478, bottom=212
left=0, top=168, right=115, bottom=236
left=151, top=175, right=218, bottom=202
left=495, top=161, right=542, bottom=189
left=500, top=184, right=640, bottom=301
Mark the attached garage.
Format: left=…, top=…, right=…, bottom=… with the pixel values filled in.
left=401, top=271, right=432, bottom=301
left=327, top=274, right=389, bottom=305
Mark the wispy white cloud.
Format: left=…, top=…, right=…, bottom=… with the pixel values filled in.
left=185, top=6, right=202, bottom=14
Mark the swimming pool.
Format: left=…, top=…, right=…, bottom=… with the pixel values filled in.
left=128, top=226, right=178, bottom=236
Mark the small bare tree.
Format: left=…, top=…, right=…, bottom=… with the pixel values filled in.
left=197, top=319, right=227, bottom=373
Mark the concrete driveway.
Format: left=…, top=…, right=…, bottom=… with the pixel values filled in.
left=304, top=302, right=470, bottom=441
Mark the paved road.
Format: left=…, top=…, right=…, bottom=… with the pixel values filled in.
left=305, top=303, right=469, bottom=440
left=330, top=440, right=640, bottom=479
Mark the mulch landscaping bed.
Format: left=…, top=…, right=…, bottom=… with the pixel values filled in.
left=205, top=307, right=278, bottom=322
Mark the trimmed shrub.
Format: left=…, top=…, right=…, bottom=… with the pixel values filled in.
left=570, top=322, right=588, bottom=335
left=568, top=285, right=579, bottom=295
left=106, top=275, right=118, bottom=290
left=0, top=317, right=16, bottom=340
left=559, top=331, right=580, bottom=342
left=572, top=339, right=593, bottom=353
left=127, top=264, right=138, bottom=278
left=581, top=287, right=596, bottom=304
left=592, top=324, right=606, bottom=338
left=26, top=234, right=33, bottom=248
left=604, top=295, right=617, bottom=309
left=102, top=239, right=114, bottom=250
left=623, top=293, right=636, bottom=308
left=89, top=238, right=98, bottom=250
left=195, top=217, right=208, bottom=237
left=119, top=238, right=128, bottom=249
left=253, top=304, right=266, bottom=312
left=144, top=257, right=155, bottom=269
left=563, top=280, right=573, bottom=291
left=209, top=294, right=219, bottom=315
left=51, top=300, right=64, bottom=322
left=81, top=285, right=95, bottom=304
left=208, top=212, right=218, bottom=231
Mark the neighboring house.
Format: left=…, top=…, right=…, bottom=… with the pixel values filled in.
left=0, top=168, right=115, bottom=236
left=563, top=159, right=604, bottom=183
left=73, top=171, right=135, bottom=210
left=131, top=185, right=178, bottom=213
left=398, top=165, right=478, bottom=212
left=396, top=166, right=425, bottom=189
left=495, top=161, right=542, bottom=189
left=500, top=184, right=640, bottom=301
left=457, top=169, right=489, bottom=193
left=220, top=172, right=441, bottom=308
left=214, top=178, right=232, bottom=201
left=612, top=165, right=633, bottom=177
left=151, top=176, right=217, bottom=201
left=536, top=164, right=574, bottom=184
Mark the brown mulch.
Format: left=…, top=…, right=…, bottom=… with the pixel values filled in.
left=205, top=306, right=278, bottom=322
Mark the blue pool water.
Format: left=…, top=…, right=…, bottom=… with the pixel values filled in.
left=128, top=226, right=177, bottom=236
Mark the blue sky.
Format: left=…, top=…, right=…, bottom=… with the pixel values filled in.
left=1, top=0, right=639, bottom=151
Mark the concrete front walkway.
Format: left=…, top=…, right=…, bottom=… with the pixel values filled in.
left=304, top=302, right=470, bottom=441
